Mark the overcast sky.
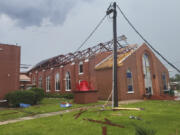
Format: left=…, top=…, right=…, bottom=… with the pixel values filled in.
left=0, top=0, right=179, bottom=76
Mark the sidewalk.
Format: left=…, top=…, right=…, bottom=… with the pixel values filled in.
left=0, top=99, right=143, bottom=126
left=0, top=105, right=100, bottom=126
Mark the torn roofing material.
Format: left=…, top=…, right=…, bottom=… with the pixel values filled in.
left=95, top=44, right=138, bottom=70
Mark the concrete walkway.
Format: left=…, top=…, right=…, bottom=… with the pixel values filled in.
left=0, top=99, right=143, bottom=126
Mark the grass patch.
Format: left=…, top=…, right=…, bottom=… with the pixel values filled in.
left=0, top=98, right=103, bottom=121
left=0, top=100, right=180, bottom=135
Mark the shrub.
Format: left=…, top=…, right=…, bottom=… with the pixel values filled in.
left=30, top=88, right=44, bottom=104
left=45, top=93, right=74, bottom=99
left=5, top=90, right=36, bottom=107
left=62, top=93, right=74, bottom=99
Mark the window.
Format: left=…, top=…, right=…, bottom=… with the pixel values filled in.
left=32, top=76, right=36, bottom=85
left=38, top=76, right=42, bottom=88
left=126, top=69, right=134, bottom=93
left=55, top=73, right=60, bottom=91
left=142, top=53, right=153, bottom=95
left=46, top=76, right=51, bottom=92
left=65, top=72, right=71, bottom=91
left=162, top=72, right=167, bottom=91
left=79, top=62, right=83, bottom=74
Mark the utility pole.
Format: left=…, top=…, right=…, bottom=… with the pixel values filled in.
left=106, top=2, right=118, bottom=108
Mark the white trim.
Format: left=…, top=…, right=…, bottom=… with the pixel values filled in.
left=95, top=54, right=112, bottom=68
left=65, top=72, right=71, bottom=91
left=118, top=50, right=135, bottom=64
left=55, top=73, right=60, bottom=91
left=84, top=59, right=89, bottom=62
left=127, top=91, right=134, bottom=94
left=71, top=62, right=75, bottom=65
left=126, top=68, right=134, bottom=94
left=95, top=44, right=140, bottom=69
left=55, top=90, right=60, bottom=92
left=46, top=76, right=50, bottom=92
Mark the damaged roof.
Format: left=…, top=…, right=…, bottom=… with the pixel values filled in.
left=29, top=35, right=130, bottom=72
left=95, top=44, right=138, bottom=70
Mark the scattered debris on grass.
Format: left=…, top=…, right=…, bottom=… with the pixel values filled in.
left=83, top=118, right=125, bottom=128
left=129, top=115, right=142, bottom=120
left=113, top=107, right=144, bottom=111
left=19, top=103, right=31, bottom=108
left=60, top=102, right=72, bottom=108
left=102, top=126, right=107, bottom=135
left=73, top=109, right=87, bottom=119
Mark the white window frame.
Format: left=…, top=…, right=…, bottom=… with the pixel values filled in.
left=126, top=69, right=134, bottom=94
left=32, top=76, right=36, bottom=85
left=55, top=73, right=60, bottom=91
left=79, top=61, right=83, bottom=75
left=65, top=72, right=71, bottom=91
left=162, top=72, right=168, bottom=91
left=46, top=76, right=50, bottom=92
left=38, top=76, right=42, bottom=88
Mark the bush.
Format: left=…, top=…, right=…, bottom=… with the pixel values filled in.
left=30, top=88, right=44, bottom=104
left=5, top=90, right=36, bottom=107
left=5, top=88, right=45, bottom=107
left=45, top=93, right=74, bottom=99
left=62, top=93, right=74, bottom=99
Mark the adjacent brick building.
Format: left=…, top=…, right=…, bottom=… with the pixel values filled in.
left=28, top=40, right=169, bottom=101
left=0, top=44, right=20, bottom=99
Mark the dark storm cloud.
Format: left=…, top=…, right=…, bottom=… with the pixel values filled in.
left=0, top=0, right=90, bottom=27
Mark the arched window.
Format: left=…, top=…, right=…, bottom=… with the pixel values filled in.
left=38, top=76, right=42, bottom=88
left=142, top=53, right=153, bottom=95
left=79, top=61, right=83, bottom=74
left=55, top=73, right=60, bottom=91
left=46, top=76, right=51, bottom=92
left=126, top=69, right=134, bottom=93
left=32, top=76, right=36, bottom=85
left=162, top=72, right=167, bottom=91
left=65, top=72, right=71, bottom=91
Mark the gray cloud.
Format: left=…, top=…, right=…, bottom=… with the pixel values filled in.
left=0, top=0, right=90, bottom=27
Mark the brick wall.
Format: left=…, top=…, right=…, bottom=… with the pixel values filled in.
left=0, top=44, right=20, bottom=99
left=29, top=44, right=169, bottom=101
left=29, top=52, right=110, bottom=94
left=95, top=44, right=169, bottom=100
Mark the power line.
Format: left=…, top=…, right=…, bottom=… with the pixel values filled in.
left=75, top=14, right=107, bottom=52
left=116, top=5, right=180, bottom=73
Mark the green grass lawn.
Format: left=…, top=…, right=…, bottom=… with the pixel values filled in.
left=0, top=100, right=180, bottom=135
left=0, top=98, right=103, bottom=122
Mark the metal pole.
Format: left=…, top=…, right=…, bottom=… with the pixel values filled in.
left=112, top=2, right=118, bottom=107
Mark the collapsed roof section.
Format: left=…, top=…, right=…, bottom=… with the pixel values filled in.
left=95, top=44, right=138, bottom=70
left=29, top=35, right=136, bottom=72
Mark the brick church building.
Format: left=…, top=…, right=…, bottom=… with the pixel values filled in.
left=0, top=44, right=20, bottom=99
left=28, top=37, right=169, bottom=100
